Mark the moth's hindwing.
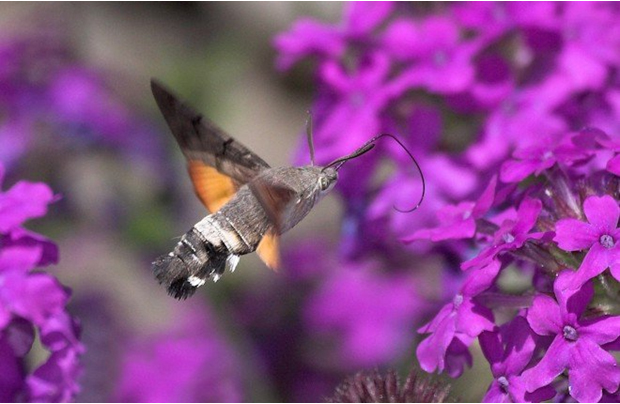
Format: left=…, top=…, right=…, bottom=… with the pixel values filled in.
left=188, top=161, right=238, bottom=213
left=256, top=231, right=280, bottom=270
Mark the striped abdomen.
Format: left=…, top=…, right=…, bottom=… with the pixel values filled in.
left=153, top=188, right=271, bottom=299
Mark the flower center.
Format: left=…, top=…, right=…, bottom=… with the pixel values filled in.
left=600, top=234, right=615, bottom=249
left=502, top=232, right=515, bottom=243
left=563, top=325, right=578, bottom=341
left=452, top=294, right=464, bottom=309
left=349, top=92, right=365, bottom=108
left=497, top=376, right=509, bottom=393
left=433, top=51, right=448, bottom=67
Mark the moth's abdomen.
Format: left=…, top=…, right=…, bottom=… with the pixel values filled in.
left=153, top=227, right=230, bottom=300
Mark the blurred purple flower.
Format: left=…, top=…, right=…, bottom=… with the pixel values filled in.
left=114, top=302, right=243, bottom=403
left=0, top=162, right=83, bottom=402
left=609, top=154, right=620, bottom=176
left=408, top=176, right=497, bottom=242
left=304, top=260, right=424, bottom=369
left=381, top=15, right=480, bottom=94
left=299, top=52, right=417, bottom=166
left=500, top=132, right=591, bottom=183
left=0, top=35, right=161, bottom=171
left=522, top=272, right=620, bottom=403
left=274, top=2, right=393, bottom=71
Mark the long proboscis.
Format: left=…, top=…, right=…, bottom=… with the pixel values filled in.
left=323, top=134, right=426, bottom=213
left=323, top=143, right=376, bottom=171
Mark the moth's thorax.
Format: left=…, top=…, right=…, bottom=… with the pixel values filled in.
left=254, top=166, right=338, bottom=233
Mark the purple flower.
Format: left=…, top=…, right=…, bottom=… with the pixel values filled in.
left=274, top=2, right=393, bottom=71
left=0, top=167, right=56, bottom=233
left=417, top=260, right=500, bottom=377
left=299, top=52, right=417, bottom=166
left=114, top=303, right=243, bottom=402
left=554, top=195, right=620, bottom=288
left=0, top=162, right=83, bottom=402
left=522, top=271, right=620, bottom=403
left=304, top=260, right=424, bottom=369
left=276, top=3, right=620, bottom=401
left=467, top=91, right=568, bottom=170
left=407, top=176, right=497, bottom=242
left=500, top=132, right=590, bottom=183
left=453, top=2, right=558, bottom=39
left=0, top=36, right=161, bottom=170
left=381, top=15, right=480, bottom=94
left=462, top=198, right=546, bottom=270
left=479, top=316, right=555, bottom=403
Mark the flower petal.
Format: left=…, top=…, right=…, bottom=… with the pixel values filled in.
left=554, top=218, right=599, bottom=251
left=522, top=336, right=569, bottom=393
left=513, top=198, right=542, bottom=236
left=580, top=315, right=620, bottom=345
left=569, top=244, right=612, bottom=289
left=472, top=176, right=497, bottom=218
left=479, top=330, right=503, bottom=369
left=0, top=181, right=55, bottom=233
left=527, top=294, right=562, bottom=336
left=482, top=381, right=509, bottom=403
left=554, top=270, right=593, bottom=319
left=583, top=195, right=619, bottom=234
left=568, top=339, right=620, bottom=403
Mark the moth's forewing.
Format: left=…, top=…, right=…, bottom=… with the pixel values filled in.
left=248, top=177, right=298, bottom=233
left=150, top=79, right=270, bottom=185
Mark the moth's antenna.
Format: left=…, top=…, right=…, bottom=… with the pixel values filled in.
left=306, top=111, right=316, bottom=166
left=323, top=134, right=425, bottom=213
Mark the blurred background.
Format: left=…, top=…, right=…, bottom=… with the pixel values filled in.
left=0, top=2, right=495, bottom=402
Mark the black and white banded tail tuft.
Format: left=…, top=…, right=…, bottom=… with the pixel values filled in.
left=152, top=228, right=228, bottom=300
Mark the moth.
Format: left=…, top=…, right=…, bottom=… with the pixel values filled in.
left=151, top=79, right=423, bottom=300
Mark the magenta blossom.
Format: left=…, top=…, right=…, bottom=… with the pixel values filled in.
left=479, top=316, right=555, bottom=403
left=522, top=272, right=620, bottom=403
left=554, top=195, right=620, bottom=288
left=408, top=176, right=497, bottom=242
left=462, top=198, right=547, bottom=271
left=0, top=163, right=83, bottom=402
left=273, top=2, right=393, bottom=71
left=500, top=132, right=591, bottom=183
left=304, top=260, right=424, bottom=369
left=417, top=260, right=500, bottom=377
left=114, top=303, right=243, bottom=402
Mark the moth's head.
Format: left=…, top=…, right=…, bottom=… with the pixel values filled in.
left=317, top=166, right=338, bottom=195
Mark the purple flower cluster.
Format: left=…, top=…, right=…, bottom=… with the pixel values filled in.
left=113, top=302, right=243, bottom=403
left=0, top=163, right=83, bottom=402
left=0, top=35, right=159, bottom=170
left=414, top=131, right=620, bottom=402
left=275, top=2, right=620, bottom=256
left=276, top=2, right=620, bottom=402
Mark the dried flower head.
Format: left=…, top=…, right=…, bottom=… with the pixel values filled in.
left=328, top=368, right=451, bottom=403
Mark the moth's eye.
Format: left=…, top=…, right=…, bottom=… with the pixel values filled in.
left=319, top=176, right=330, bottom=191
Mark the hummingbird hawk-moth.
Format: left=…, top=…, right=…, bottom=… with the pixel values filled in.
left=150, top=79, right=423, bottom=300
